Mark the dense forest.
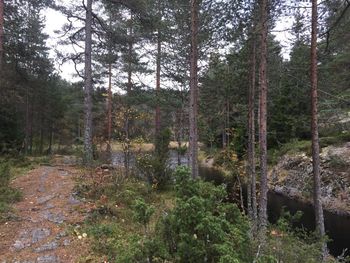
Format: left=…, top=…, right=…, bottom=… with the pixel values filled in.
left=0, top=0, right=350, bottom=262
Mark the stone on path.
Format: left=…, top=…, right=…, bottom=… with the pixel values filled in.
left=68, top=195, right=81, bottom=205
left=41, top=211, right=65, bottom=224
left=37, top=195, right=56, bottom=205
left=31, top=228, right=51, bottom=244
left=34, top=241, right=58, bottom=252
left=12, top=228, right=51, bottom=251
left=36, top=255, right=59, bottom=263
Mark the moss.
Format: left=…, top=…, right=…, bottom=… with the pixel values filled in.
left=268, top=131, right=350, bottom=165
left=268, top=140, right=311, bottom=165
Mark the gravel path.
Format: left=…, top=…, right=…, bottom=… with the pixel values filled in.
left=0, top=164, right=89, bottom=263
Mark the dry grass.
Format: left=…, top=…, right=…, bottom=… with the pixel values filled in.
left=110, top=141, right=197, bottom=152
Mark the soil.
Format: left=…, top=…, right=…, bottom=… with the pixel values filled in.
left=0, top=157, right=90, bottom=263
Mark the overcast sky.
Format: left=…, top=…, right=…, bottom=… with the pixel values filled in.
left=43, top=2, right=312, bottom=85
left=43, top=7, right=78, bottom=81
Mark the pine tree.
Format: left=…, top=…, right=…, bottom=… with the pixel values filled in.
left=189, top=0, right=199, bottom=179
left=310, top=0, right=327, bottom=257
left=258, top=0, right=269, bottom=230
left=248, top=35, right=257, bottom=222
left=83, top=0, right=94, bottom=164
left=0, top=0, right=3, bottom=69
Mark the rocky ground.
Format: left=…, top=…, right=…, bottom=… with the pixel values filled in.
left=269, top=142, right=350, bottom=215
left=0, top=157, right=90, bottom=263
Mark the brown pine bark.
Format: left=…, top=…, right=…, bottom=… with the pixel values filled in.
left=258, top=0, right=268, bottom=230
left=48, top=124, right=53, bottom=154
left=310, top=0, right=327, bottom=256
left=124, top=12, right=133, bottom=176
left=83, top=0, right=94, bottom=164
left=248, top=37, right=257, bottom=221
left=189, top=0, right=199, bottom=179
left=127, top=14, right=133, bottom=97
left=0, top=0, right=4, bottom=69
left=24, top=87, right=30, bottom=154
left=106, top=62, right=113, bottom=154
left=155, top=25, right=161, bottom=137
left=39, top=115, right=44, bottom=154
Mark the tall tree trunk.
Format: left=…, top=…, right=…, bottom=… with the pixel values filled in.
left=24, top=86, right=30, bottom=154
left=0, top=0, right=4, bottom=69
left=39, top=115, right=44, bottom=154
left=226, top=101, right=230, bottom=147
left=248, top=37, right=257, bottom=222
left=83, top=0, right=93, bottom=164
left=48, top=124, right=53, bottom=154
left=222, top=124, right=226, bottom=149
left=258, top=0, right=268, bottom=230
left=189, top=0, right=199, bottom=179
left=29, top=101, right=33, bottom=154
left=124, top=12, right=133, bottom=176
left=155, top=25, right=161, bottom=138
left=107, top=62, right=112, bottom=155
left=310, top=0, right=327, bottom=256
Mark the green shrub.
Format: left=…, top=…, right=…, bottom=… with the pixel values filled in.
left=86, top=223, right=121, bottom=259
left=176, top=144, right=187, bottom=156
left=157, top=166, right=251, bottom=262
left=257, top=210, right=326, bottom=263
left=0, top=163, right=11, bottom=186
left=328, top=155, right=348, bottom=170
left=136, top=129, right=172, bottom=190
left=136, top=153, right=172, bottom=190
left=0, top=163, right=21, bottom=203
left=0, top=162, right=22, bottom=220
left=132, top=198, right=155, bottom=233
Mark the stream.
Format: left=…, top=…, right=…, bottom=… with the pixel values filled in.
left=112, top=151, right=350, bottom=257
left=268, top=192, right=350, bottom=257
left=200, top=165, right=350, bottom=257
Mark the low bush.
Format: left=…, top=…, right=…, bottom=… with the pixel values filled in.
left=136, top=129, right=172, bottom=190
left=156, top=166, right=251, bottom=263
left=0, top=162, right=22, bottom=221
left=257, top=210, right=328, bottom=263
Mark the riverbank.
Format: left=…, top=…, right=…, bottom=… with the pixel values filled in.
left=269, top=142, right=350, bottom=217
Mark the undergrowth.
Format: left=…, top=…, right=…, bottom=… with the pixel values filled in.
left=74, top=164, right=343, bottom=263
left=0, top=162, right=22, bottom=221
left=268, top=131, right=350, bottom=164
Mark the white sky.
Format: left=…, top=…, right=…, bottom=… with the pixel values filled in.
left=43, top=2, right=312, bottom=84
left=43, top=8, right=80, bottom=81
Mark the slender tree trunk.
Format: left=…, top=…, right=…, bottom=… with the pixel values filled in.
left=24, top=86, right=30, bottom=154
left=227, top=101, right=230, bottom=147
left=310, top=0, right=327, bottom=257
left=258, top=0, right=268, bottom=230
left=77, top=116, right=81, bottom=139
left=176, top=109, right=182, bottom=165
left=189, top=0, right=199, bottom=179
left=124, top=12, right=133, bottom=176
left=155, top=25, right=161, bottom=138
left=29, top=102, right=33, bottom=154
left=0, top=0, right=4, bottom=69
left=83, top=0, right=93, bottom=164
left=48, top=124, right=53, bottom=154
left=107, top=62, right=113, bottom=155
left=248, top=37, right=257, bottom=221
left=222, top=124, right=226, bottom=149
left=39, top=115, right=44, bottom=154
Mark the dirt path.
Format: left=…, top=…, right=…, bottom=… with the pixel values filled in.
left=0, top=162, right=89, bottom=263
